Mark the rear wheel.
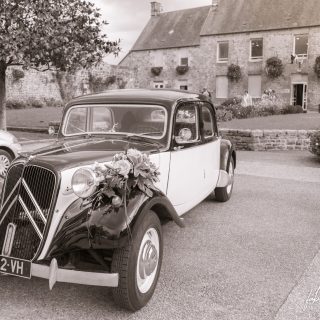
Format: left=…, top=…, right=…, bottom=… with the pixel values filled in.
left=215, top=157, right=235, bottom=202
left=111, top=210, right=163, bottom=311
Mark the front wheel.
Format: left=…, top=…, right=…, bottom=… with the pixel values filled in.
left=215, top=157, right=235, bottom=202
left=0, top=150, right=13, bottom=178
left=111, top=210, right=163, bottom=311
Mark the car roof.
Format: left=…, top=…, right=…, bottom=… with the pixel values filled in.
left=66, top=89, right=212, bottom=109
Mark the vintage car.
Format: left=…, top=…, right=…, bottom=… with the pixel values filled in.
left=0, top=130, right=21, bottom=177
left=0, top=89, right=235, bottom=311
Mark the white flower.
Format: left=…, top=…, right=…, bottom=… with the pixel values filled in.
left=127, top=148, right=143, bottom=164
left=113, top=159, right=132, bottom=177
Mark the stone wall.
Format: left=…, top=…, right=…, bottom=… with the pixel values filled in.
left=6, top=64, right=137, bottom=103
left=220, top=128, right=316, bottom=151
left=121, top=46, right=205, bottom=91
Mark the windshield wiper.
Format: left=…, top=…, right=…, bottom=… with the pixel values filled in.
left=122, top=134, right=163, bottom=148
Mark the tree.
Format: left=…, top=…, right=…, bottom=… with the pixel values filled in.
left=0, top=0, right=120, bottom=129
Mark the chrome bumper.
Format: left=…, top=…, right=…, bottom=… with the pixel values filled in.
left=31, top=258, right=119, bottom=289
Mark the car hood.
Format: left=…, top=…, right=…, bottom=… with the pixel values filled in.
left=21, top=137, right=162, bottom=172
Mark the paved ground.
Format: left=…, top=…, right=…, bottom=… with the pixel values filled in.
left=221, top=111, right=320, bottom=130
left=0, top=150, right=319, bottom=320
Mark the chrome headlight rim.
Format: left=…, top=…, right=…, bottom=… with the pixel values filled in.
left=71, top=167, right=98, bottom=199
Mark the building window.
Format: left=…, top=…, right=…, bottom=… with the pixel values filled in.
left=180, top=57, right=189, bottom=66
left=250, top=39, right=263, bottom=60
left=153, top=51, right=164, bottom=66
left=248, top=75, right=262, bottom=98
left=294, top=34, right=308, bottom=58
left=216, top=76, right=228, bottom=98
left=180, top=85, right=188, bottom=90
left=153, top=81, right=164, bottom=89
left=217, top=42, right=229, bottom=62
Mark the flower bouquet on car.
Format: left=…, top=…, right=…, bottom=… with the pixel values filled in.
left=85, top=148, right=160, bottom=213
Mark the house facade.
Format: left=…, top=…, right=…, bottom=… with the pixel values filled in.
left=120, top=0, right=320, bottom=110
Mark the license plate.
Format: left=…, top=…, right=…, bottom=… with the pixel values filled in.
left=0, top=255, right=31, bottom=279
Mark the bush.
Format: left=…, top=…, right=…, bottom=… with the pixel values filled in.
left=216, top=109, right=233, bottom=122
left=5, top=100, right=27, bottom=109
left=282, top=105, right=303, bottom=114
left=310, top=131, right=320, bottom=157
left=43, top=98, right=64, bottom=108
left=27, top=98, right=45, bottom=108
left=6, top=98, right=47, bottom=109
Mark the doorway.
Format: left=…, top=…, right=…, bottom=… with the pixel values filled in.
left=291, top=83, right=307, bottom=111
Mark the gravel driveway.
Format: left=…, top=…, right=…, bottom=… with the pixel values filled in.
left=0, top=151, right=319, bottom=320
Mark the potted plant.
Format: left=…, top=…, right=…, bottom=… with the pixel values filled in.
left=176, top=65, right=189, bottom=75
left=227, top=64, right=241, bottom=82
left=151, top=67, right=163, bottom=76
left=265, top=57, right=284, bottom=79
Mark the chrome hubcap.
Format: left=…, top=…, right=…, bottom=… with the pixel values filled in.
left=0, top=155, right=10, bottom=177
left=136, top=227, right=159, bottom=293
left=227, top=161, right=234, bottom=194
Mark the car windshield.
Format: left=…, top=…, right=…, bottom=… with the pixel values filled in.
left=63, top=104, right=167, bottom=139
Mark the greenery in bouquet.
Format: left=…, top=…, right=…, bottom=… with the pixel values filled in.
left=86, top=149, right=160, bottom=213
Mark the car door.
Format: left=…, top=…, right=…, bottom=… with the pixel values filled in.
left=199, top=102, right=221, bottom=194
left=166, top=102, right=205, bottom=215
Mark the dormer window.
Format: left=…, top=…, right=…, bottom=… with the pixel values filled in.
left=294, top=34, right=308, bottom=58
left=250, top=38, right=263, bottom=60
left=217, top=41, right=229, bottom=62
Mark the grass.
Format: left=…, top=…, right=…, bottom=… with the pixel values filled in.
left=220, top=112, right=320, bottom=130
left=7, top=107, right=63, bottom=128
left=9, top=131, right=51, bottom=142
left=4, top=107, right=320, bottom=143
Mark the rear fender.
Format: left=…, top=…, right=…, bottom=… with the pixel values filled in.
left=220, top=139, right=236, bottom=172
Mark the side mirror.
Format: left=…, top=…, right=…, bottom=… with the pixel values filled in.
left=48, top=121, right=60, bottom=136
left=175, top=128, right=193, bottom=144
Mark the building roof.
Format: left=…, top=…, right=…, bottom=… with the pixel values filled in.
left=201, top=0, right=320, bottom=36
left=131, top=6, right=211, bottom=51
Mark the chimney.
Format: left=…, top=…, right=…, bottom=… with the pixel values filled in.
left=151, top=2, right=162, bottom=16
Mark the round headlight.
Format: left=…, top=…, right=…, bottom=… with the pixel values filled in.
left=71, top=168, right=97, bottom=198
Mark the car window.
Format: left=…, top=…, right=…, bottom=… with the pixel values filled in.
left=174, top=103, right=199, bottom=144
left=201, top=106, right=214, bottom=138
left=65, top=107, right=87, bottom=134
left=63, top=105, right=167, bottom=139
left=91, top=107, right=113, bottom=132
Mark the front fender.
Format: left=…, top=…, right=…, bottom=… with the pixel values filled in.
left=45, top=190, right=184, bottom=259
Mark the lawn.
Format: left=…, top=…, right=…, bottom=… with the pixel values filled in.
left=4, top=107, right=320, bottom=143
left=220, top=112, right=320, bottom=130
left=7, top=107, right=63, bottom=128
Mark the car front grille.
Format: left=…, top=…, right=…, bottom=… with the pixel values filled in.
left=0, top=164, right=56, bottom=260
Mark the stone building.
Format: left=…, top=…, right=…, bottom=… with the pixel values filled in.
left=120, top=0, right=320, bottom=110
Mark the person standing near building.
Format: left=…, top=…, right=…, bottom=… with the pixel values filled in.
left=201, top=88, right=212, bottom=98
left=242, top=90, right=253, bottom=107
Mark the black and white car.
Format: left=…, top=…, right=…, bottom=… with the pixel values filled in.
left=0, top=89, right=235, bottom=310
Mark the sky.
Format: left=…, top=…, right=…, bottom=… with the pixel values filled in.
left=95, top=0, right=211, bottom=64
